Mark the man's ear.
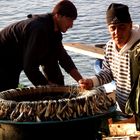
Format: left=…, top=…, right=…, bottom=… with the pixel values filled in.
left=55, top=13, right=59, bottom=18
left=56, top=13, right=64, bottom=19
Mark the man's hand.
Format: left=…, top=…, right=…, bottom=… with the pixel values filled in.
left=78, top=78, right=94, bottom=90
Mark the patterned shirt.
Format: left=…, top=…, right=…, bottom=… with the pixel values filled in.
left=102, top=41, right=131, bottom=112
left=92, top=24, right=140, bottom=112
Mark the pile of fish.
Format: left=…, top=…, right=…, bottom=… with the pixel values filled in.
left=0, top=86, right=115, bottom=122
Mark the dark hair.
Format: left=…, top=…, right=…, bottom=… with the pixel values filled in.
left=52, top=0, right=77, bottom=20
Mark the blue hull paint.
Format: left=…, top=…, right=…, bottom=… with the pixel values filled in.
left=94, top=59, right=116, bottom=93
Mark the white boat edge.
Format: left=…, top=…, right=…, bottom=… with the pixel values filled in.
left=63, top=43, right=104, bottom=59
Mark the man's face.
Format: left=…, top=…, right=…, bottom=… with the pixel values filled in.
left=108, top=23, right=132, bottom=48
left=56, top=15, right=74, bottom=33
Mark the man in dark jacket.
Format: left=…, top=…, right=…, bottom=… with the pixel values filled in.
left=0, top=0, right=83, bottom=91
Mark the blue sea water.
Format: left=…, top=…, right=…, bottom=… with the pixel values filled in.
left=0, top=0, right=140, bottom=86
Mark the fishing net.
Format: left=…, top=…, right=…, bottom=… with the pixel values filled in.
left=0, top=85, right=115, bottom=122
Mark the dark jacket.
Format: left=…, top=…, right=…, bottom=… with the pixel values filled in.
left=0, top=13, right=77, bottom=90
left=125, top=39, right=140, bottom=115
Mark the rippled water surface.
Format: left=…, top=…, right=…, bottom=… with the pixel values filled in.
left=0, top=0, right=140, bottom=86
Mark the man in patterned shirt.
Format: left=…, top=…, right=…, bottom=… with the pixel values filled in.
left=79, top=3, right=140, bottom=116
